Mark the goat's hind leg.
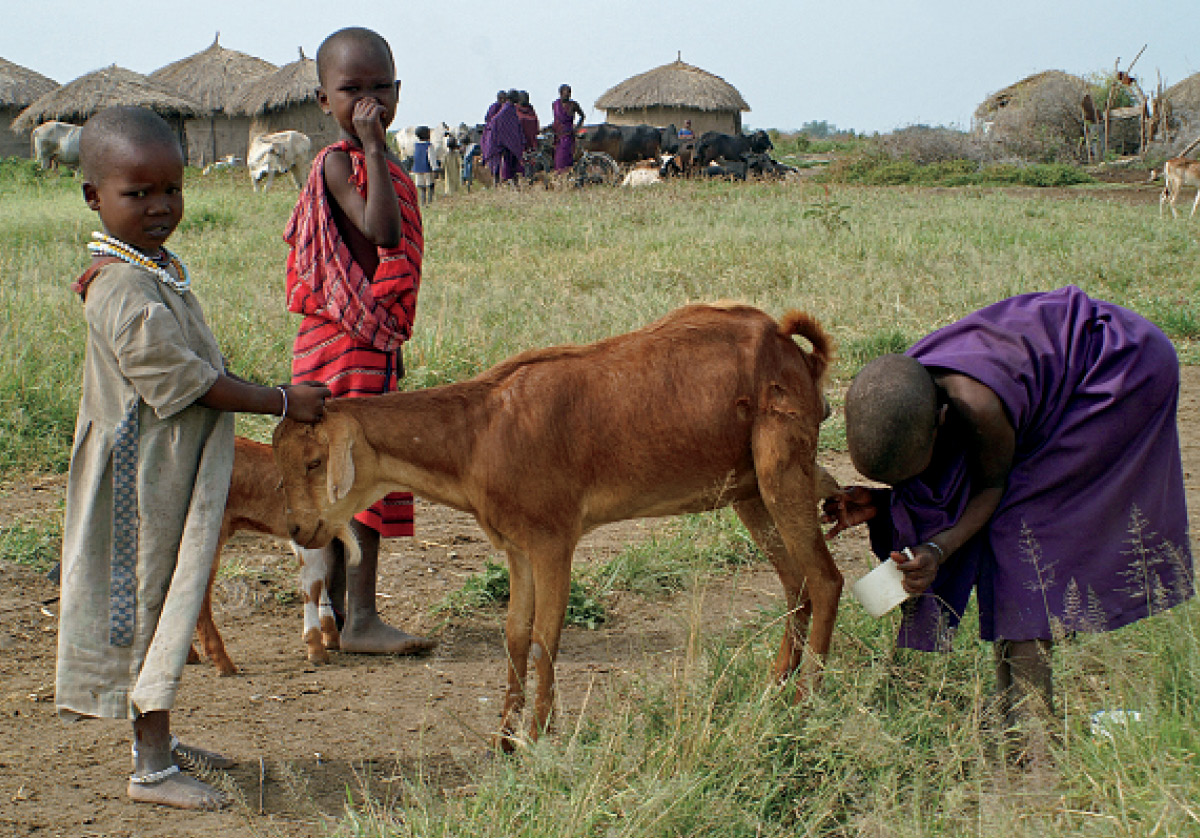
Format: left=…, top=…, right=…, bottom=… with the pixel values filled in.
left=742, top=433, right=842, bottom=697
left=194, top=535, right=238, bottom=676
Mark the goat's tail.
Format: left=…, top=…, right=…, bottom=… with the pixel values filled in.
left=779, top=310, right=833, bottom=383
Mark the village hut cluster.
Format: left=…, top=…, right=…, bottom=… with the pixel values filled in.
left=5, top=38, right=1200, bottom=175
left=972, top=61, right=1200, bottom=162
left=1, top=36, right=339, bottom=169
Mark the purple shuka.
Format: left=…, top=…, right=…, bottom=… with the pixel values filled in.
left=869, top=286, right=1194, bottom=651
left=480, top=102, right=524, bottom=182
left=552, top=98, right=576, bottom=170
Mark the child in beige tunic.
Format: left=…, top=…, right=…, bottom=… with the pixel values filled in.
left=56, top=106, right=329, bottom=810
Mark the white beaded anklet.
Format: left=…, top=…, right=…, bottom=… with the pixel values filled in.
left=129, top=763, right=181, bottom=785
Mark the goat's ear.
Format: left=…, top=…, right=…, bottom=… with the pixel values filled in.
left=326, top=419, right=356, bottom=504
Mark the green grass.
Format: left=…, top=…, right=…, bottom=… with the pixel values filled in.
left=2, top=160, right=1199, bottom=468
left=2, top=158, right=1199, bottom=836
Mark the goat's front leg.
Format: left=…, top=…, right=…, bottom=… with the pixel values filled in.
left=526, top=544, right=575, bottom=742
left=498, top=548, right=535, bottom=751
left=294, top=543, right=333, bottom=664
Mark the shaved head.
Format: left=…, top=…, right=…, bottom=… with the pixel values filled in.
left=316, top=27, right=395, bottom=85
left=79, top=106, right=182, bottom=183
left=844, top=354, right=938, bottom=484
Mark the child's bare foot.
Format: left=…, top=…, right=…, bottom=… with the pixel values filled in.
left=128, top=765, right=227, bottom=809
left=339, top=617, right=435, bottom=655
left=171, top=736, right=235, bottom=771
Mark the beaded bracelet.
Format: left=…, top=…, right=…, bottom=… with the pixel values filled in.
left=276, top=386, right=288, bottom=418
left=922, top=541, right=945, bottom=562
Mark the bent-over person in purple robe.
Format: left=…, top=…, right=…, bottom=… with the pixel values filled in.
left=824, top=285, right=1194, bottom=764
left=551, top=84, right=585, bottom=171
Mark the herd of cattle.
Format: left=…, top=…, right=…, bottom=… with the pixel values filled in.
left=27, top=117, right=798, bottom=189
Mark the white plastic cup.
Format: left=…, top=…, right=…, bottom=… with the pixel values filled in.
left=851, top=550, right=912, bottom=617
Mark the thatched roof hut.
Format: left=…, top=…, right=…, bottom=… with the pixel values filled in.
left=150, top=34, right=276, bottom=165
left=1163, top=72, right=1200, bottom=139
left=12, top=64, right=200, bottom=158
left=973, top=70, right=1092, bottom=161
left=233, top=51, right=337, bottom=150
left=595, top=58, right=750, bottom=135
left=0, top=57, right=57, bottom=158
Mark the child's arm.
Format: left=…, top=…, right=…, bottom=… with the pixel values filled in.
left=324, top=99, right=402, bottom=248
left=894, top=373, right=1014, bottom=593
left=198, top=375, right=330, bottom=423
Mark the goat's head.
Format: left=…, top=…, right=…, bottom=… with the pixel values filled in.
left=272, top=411, right=375, bottom=548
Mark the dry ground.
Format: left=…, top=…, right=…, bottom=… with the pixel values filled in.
left=2, top=362, right=1198, bottom=838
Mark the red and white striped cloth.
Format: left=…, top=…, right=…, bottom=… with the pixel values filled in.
left=285, top=140, right=423, bottom=537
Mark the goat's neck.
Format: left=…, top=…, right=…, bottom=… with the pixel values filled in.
left=338, top=389, right=476, bottom=512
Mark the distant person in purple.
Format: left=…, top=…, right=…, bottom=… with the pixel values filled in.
left=824, top=286, right=1193, bottom=763
left=550, top=84, right=585, bottom=171
left=480, top=91, right=524, bottom=183
left=515, top=91, right=540, bottom=176
left=484, top=90, right=505, bottom=124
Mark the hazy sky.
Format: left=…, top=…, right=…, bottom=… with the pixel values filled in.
left=5, top=0, right=1196, bottom=134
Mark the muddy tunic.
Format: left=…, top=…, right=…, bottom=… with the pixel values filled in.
left=870, top=286, right=1194, bottom=651
left=56, top=261, right=234, bottom=719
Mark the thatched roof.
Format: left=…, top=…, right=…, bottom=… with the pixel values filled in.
left=974, top=70, right=1090, bottom=121
left=150, top=34, right=276, bottom=113
left=1164, top=72, right=1200, bottom=123
left=0, top=57, right=57, bottom=108
left=12, top=65, right=200, bottom=132
left=595, top=59, right=749, bottom=113
left=232, top=51, right=319, bottom=115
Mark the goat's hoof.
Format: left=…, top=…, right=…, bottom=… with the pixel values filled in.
left=306, top=647, right=331, bottom=665
left=491, top=731, right=520, bottom=754
left=215, top=661, right=238, bottom=677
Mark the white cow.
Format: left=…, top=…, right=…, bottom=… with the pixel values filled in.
left=31, top=121, right=82, bottom=170
left=247, top=130, right=311, bottom=192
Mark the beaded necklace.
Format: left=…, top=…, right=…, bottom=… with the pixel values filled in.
left=86, top=232, right=191, bottom=294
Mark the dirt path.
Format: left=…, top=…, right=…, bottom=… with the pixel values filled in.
left=2, top=369, right=1198, bottom=838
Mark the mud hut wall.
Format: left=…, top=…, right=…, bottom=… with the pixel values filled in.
left=603, top=106, right=739, bottom=135
left=249, top=102, right=338, bottom=152
left=1, top=106, right=32, bottom=158
left=184, top=114, right=257, bottom=166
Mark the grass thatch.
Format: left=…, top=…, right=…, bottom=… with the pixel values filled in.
left=974, top=70, right=1090, bottom=123
left=11, top=65, right=199, bottom=133
left=972, top=70, right=1091, bottom=162
left=0, top=57, right=57, bottom=110
left=595, top=59, right=749, bottom=113
left=1164, top=72, right=1200, bottom=135
left=149, top=34, right=276, bottom=114
left=231, top=51, right=319, bottom=116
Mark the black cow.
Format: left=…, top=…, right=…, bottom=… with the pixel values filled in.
left=744, top=151, right=796, bottom=178
left=695, top=130, right=773, bottom=166
left=577, top=123, right=665, bottom=163
left=700, top=159, right=747, bottom=180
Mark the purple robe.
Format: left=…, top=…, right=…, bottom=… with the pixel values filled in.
left=552, top=98, right=577, bottom=171
left=480, top=102, right=524, bottom=182
left=869, top=286, right=1194, bottom=650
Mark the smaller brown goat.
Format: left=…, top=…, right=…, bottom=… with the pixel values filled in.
left=191, top=437, right=355, bottom=674
left=273, top=303, right=841, bottom=749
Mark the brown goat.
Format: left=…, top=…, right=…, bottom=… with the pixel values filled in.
left=273, top=303, right=841, bottom=748
left=192, top=436, right=351, bottom=674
